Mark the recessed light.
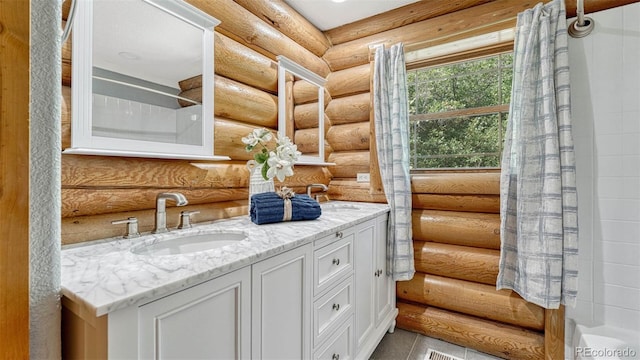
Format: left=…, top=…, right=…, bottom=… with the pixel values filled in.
left=331, top=0, right=346, bottom=3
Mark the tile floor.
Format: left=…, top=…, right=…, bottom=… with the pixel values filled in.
left=369, top=328, right=504, bottom=360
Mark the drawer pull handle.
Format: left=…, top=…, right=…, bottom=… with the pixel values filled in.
left=332, top=354, right=340, bottom=360
left=332, top=303, right=340, bottom=311
left=332, top=258, right=340, bottom=266
left=336, top=231, right=343, bottom=238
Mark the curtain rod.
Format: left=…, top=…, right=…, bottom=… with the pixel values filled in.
left=568, top=0, right=595, bottom=38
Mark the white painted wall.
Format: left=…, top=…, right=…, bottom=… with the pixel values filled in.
left=568, top=2, right=640, bottom=332
left=30, top=0, right=61, bottom=358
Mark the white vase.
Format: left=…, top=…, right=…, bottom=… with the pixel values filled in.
left=247, top=160, right=274, bottom=210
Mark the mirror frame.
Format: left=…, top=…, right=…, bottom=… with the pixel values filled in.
left=66, top=0, right=229, bottom=160
left=277, top=55, right=332, bottom=165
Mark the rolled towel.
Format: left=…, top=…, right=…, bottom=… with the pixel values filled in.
left=250, top=192, right=321, bottom=225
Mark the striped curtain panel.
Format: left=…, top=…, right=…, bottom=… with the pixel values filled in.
left=373, top=43, right=415, bottom=282
left=498, top=0, right=579, bottom=309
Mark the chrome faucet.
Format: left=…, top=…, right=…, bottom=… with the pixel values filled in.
left=306, top=184, right=328, bottom=201
left=153, top=192, right=188, bottom=233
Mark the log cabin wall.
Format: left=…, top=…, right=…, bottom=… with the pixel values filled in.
left=59, top=0, right=634, bottom=358
left=319, top=1, right=636, bottom=359
left=60, top=0, right=334, bottom=245
left=400, top=172, right=548, bottom=359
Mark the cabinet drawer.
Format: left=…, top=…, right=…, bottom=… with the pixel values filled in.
left=314, top=234, right=353, bottom=295
left=314, top=316, right=353, bottom=360
left=314, top=278, right=353, bottom=346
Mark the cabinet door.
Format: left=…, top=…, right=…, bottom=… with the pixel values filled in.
left=138, top=266, right=251, bottom=359
left=353, top=219, right=376, bottom=350
left=252, top=244, right=312, bottom=360
left=375, top=213, right=393, bottom=324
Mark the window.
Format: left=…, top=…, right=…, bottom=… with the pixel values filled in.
left=408, top=52, right=513, bottom=169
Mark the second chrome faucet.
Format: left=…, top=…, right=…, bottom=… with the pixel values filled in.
left=154, top=192, right=188, bottom=233
left=306, top=184, right=329, bottom=202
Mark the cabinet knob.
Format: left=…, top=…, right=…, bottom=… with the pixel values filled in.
left=332, top=258, right=340, bottom=266
left=332, top=303, right=340, bottom=311
left=335, top=231, right=343, bottom=238
left=332, top=354, right=340, bottom=360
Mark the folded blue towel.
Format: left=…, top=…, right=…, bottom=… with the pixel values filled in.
left=250, top=192, right=321, bottom=225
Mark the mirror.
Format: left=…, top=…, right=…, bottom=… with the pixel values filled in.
left=66, top=0, right=229, bottom=160
left=277, top=55, right=331, bottom=165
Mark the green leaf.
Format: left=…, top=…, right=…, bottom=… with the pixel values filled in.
left=254, top=152, right=268, bottom=164
left=261, top=163, right=270, bottom=180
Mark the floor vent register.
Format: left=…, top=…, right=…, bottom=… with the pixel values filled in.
left=424, top=349, right=464, bottom=360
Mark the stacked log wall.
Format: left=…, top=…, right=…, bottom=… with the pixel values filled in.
left=399, top=172, right=549, bottom=360
left=60, top=3, right=628, bottom=357
left=318, top=1, right=623, bottom=356
left=61, top=2, right=332, bottom=245
left=324, top=0, right=529, bottom=202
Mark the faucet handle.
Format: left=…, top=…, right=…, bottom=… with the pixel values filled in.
left=178, top=211, right=200, bottom=229
left=111, top=217, right=140, bottom=238
left=306, top=183, right=329, bottom=198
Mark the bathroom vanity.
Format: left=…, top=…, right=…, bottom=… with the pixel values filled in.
left=61, top=201, right=395, bottom=359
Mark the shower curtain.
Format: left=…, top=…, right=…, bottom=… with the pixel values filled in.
left=373, top=43, right=414, bottom=282
left=498, top=0, right=579, bottom=309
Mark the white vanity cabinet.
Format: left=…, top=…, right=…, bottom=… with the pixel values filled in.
left=252, top=243, right=312, bottom=360
left=354, top=214, right=396, bottom=360
left=107, top=266, right=252, bottom=359
left=312, top=227, right=356, bottom=360
left=62, top=209, right=395, bottom=360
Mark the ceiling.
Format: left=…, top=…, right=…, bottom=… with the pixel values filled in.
left=283, top=0, right=421, bottom=31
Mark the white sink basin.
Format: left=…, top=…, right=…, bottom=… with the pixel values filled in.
left=321, top=203, right=361, bottom=212
left=132, top=231, right=247, bottom=256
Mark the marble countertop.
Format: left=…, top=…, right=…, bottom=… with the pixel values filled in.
left=61, top=201, right=389, bottom=317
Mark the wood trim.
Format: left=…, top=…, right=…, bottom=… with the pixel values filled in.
left=0, top=0, right=30, bottom=356
left=62, top=297, right=108, bottom=359
left=369, top=58, right=384, bottom=196
left=544, top=306, right=565, bottom=360
left=406, top=42, right=514, bottom=70
left=410, top=105, right=510, bottom=122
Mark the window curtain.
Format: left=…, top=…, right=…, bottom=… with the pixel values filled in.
left=498, top=0, right=578, bottom=309
left=373, top=43, right=415, bottom=282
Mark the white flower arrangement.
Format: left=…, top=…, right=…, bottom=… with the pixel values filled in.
left=242, top=128, right=301, bottom=182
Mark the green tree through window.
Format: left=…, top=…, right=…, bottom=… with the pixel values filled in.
left=408, top=52, right=513, bottom=169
